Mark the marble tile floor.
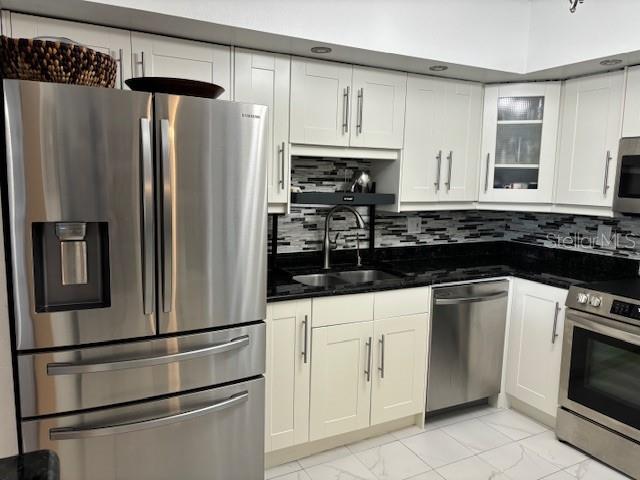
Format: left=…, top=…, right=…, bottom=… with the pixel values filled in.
left=264, top=405, right=631, bottom=480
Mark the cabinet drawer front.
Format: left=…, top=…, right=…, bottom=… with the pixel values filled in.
left=312, top=293, right=374, bottom=327
left=374, top=287, right=429, bottom=319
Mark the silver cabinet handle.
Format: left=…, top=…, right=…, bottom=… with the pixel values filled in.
left=139, top=118, right=154, bottom=316
left=364, top=336, right=372, bottom=382
left=434, top=150, right=442, bottom=192
left=378, top=334, right=385, bottom=379
left=278, top=141, right=286, bottom=190
left=603, top=150, right=612, bottom=195
left=301, top=314, right=309, bottom=364
left=445, top=150, right=453, bottom=191
left=49, top=391, right=248, bottom=440
left=484, top=153, right=491, bottom=192
left=357, top=88, right=364, bottom=134
left=160, top=119, right=173, bottom=313
left=117, top=48, right=124, bottom=88
left=435, top=291, right=508, bottom=305
left=342, top=86, right=350, bottom=133
left=47, top=336, right=250, bottom=376
left=552, top=302, right=561, bottom=344
left=136, top=51, right=146, bottom=77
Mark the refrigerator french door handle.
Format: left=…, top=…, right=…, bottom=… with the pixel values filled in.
left=49, top=391, right=249, bottom=440
left=46, top=335, right=250, bottom=375
left=161, top=119, right=173, bottom=313
left=140, top=118, right=154, bottom=316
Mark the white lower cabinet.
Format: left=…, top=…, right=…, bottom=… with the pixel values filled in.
left=506, top=278, right=567, bottom=418
left=308, top=288, right=429, bottom=442
left=309, top=321, right=373, bottom=441
left=371, top=314, right=428, bottom=425
left=265, top=300, right=311, bottom=452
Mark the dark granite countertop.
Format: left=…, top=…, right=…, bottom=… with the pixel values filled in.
left=0, top=451, right=59, bottom=480
left=267, top=241, right=639, bottom=302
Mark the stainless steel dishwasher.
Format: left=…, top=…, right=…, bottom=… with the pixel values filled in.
left=427, top=280, right=509, bottom=412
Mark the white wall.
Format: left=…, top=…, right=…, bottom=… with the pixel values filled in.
left=527, top=0, right=640, bottom=72
left=81, top=0, right=531, bottom=73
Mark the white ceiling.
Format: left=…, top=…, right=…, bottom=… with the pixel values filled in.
left=2, top=0, right=640, bottom=83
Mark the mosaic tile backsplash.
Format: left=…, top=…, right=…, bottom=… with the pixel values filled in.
left=268, top=157, right=640, bottom=259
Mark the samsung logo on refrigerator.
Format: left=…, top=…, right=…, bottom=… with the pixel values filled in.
left=242, top=113, right=261, bottom=119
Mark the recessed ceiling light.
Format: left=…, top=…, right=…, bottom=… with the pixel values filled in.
left=429, top=65, right=448, bottom=72
left=310, top=46, right=332, bottom=54
left=599, top=59, right=622, bottom=66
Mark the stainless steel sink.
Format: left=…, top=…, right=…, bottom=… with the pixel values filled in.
left=292, top=273, right=350, bottom=288
left=292, top=269, right=399, bottom=287
left=333, top=269, right=399, bottom=283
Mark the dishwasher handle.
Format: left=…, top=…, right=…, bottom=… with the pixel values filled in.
left=434, top=290, right=508, bottom=305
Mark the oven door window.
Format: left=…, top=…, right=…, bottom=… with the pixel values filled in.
left=618, top=154, right=640, bottom=198
left=568, top=327, right=640, bottom=429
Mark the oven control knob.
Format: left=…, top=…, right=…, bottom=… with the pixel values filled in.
left=589, top=296, right=602, bottom=307
left=577, top=293, right=589, bottom=304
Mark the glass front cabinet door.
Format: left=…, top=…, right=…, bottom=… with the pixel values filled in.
left=479, top=82, right=561, bottom=204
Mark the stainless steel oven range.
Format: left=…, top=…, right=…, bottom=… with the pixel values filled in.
left=558, top=280, right=640, bottom=479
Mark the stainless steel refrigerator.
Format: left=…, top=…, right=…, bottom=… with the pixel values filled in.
left=2, top=79, right=268, bottom=480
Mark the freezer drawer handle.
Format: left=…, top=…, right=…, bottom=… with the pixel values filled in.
left=46, top=335, right=250, bottom=375
left=49, top=391, right=249, bottom=440
left=434, top=291, right=507, bottom=305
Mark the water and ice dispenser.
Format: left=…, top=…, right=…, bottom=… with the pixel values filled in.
left=32, top=221, right=110, bottom=312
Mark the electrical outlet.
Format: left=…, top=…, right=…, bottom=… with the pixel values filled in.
left=407, top=217, right=421, bottom=234
left=596, top=225, right=615, bottom=250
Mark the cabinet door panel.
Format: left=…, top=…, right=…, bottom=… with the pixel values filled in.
left=131, top=32, right=231, bottom=100
left=265, top=300, right=311, bottom=452
left=290, top=58, right=352, bottom=146
left=623, top=66, right=640, bottom=137
left=234, top=49, right=290, bottom=210
left=371, top=314, right=428, bottom=425
left=10, top=13, right=132, bottom=90
left=480, top=83, right=561, bottom=204
left=506, top=280, right=567, bottom=417
left=350, top=67, right=407, bottom=148
left=309, top=322, right=372, bottom=441
left=442, top=81, right=483, bottom=202
left=401, top=75, right=445, bottom=203
left=555, top=71, right=624, bottom=207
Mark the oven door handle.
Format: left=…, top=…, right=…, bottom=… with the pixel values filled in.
left=49, top=391, right=249, bottom=440
left=46, top=335, right=250, bottom=375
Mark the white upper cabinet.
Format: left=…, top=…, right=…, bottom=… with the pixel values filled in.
left=623, top=66, right=640, bottom=137
left=555, top=71, right=625, bottom=208
left=349, top=66, right=407, bottom=149
left=290, top=57, right=353, bottom=147
left=506, top=279, right=567, bottom=418
left=401, top=75, right=482, bottom=206
left=234, top=49, right=291, bottom=212
left=10, top=13, right=132, bottom=89
left=290, top=58, right=406, bottom=149
left=441, top=81, right=482, bottom=202
left=401, top=75, right=445, bottom=203
left=480, top=82, right=561, bottom=204
left=131, top=32, right=231, bottom=100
